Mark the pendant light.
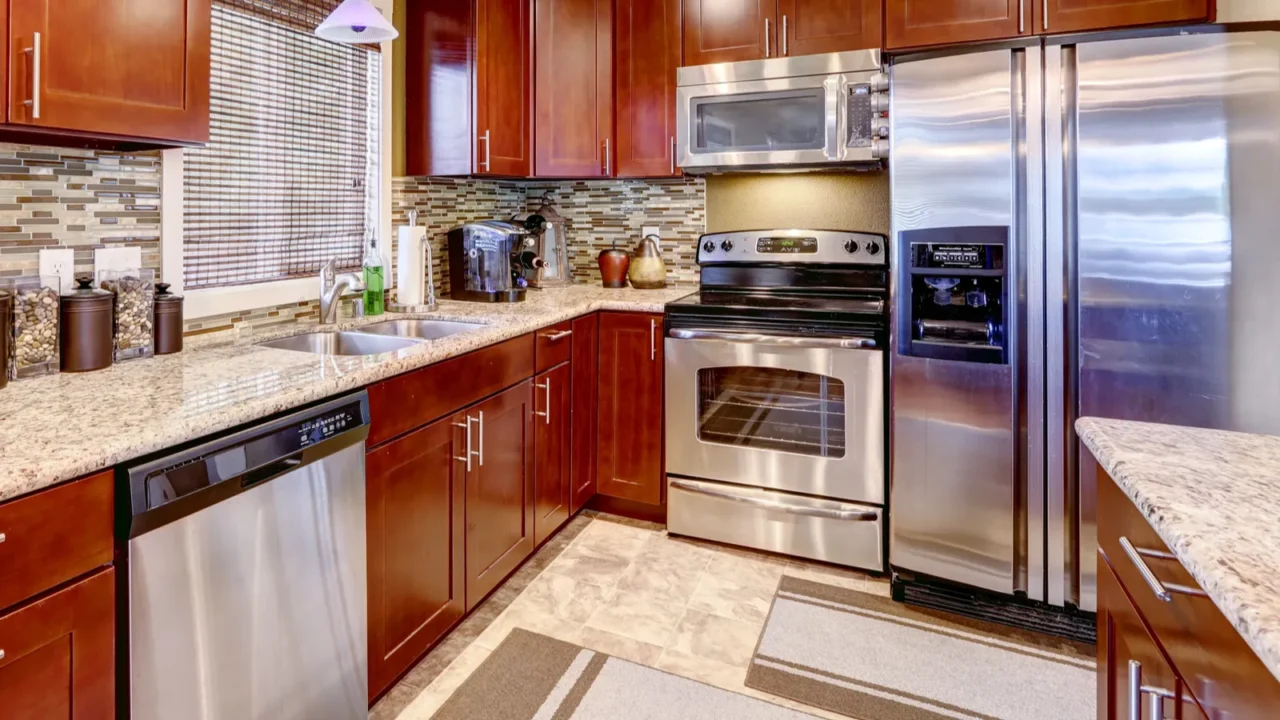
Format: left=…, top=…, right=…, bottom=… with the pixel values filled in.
left=316, top=0, right=399, bottom=44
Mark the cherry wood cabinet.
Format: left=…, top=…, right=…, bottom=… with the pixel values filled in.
left=475, top=0, right=533, bottom=176
left=404, top=0, right=473, bottom=176
left=615, top=0, right=681, bottom=177
left=570, top=313, right=600, bottom=512
left=683, top=0, right=773, bottom=65
left=533, top=362, right=572, bottom=544
left=464, top=381, right=536, bottom=609
left=1042, top=0, right=1211, bottom=34
left=0, top=568, right=115, bottom=720
left=535, top=0, right=613, bottom=177
left=366, top=414, right=466, bottom=701
left=597, top=312, right=664, bottom=506
left=8, top=0, right=210, bottom=144
left=1095, top=459, right=1280, bottom=718
left=777, top=0, right=881, bottom=57
left=885, top=0, right=1030, bottom=50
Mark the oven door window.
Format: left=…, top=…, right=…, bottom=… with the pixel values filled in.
left=696, top=367, right=845, bottom=458
left=691, top=89, right=826, bottom=154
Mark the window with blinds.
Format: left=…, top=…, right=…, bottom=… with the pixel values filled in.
left=184, top=0, right=381, bottom=290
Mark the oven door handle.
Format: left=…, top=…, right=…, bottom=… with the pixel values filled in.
left=669, top=479, right=879, bottom=521
left=668, top=328, right=876, bottom=350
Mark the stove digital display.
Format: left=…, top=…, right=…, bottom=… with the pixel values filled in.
left=756, top=237, right=817, bottom=254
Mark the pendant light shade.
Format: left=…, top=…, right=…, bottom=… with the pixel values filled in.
left=316, top=0, right=398, bottom=44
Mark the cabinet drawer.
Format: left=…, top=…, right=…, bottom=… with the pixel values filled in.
left=1098, top=468, right=1280, bottom=717
left=0, top=471, right=113, bottom=612
left=368, top=334, right=535, bottom=447
left=534, top=321, right=573, bottom=373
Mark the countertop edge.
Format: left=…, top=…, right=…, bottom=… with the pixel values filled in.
left=1076, top=417, right=1280, bottom=685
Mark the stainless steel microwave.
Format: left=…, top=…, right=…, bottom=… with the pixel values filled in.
left=676, top=50, right=887, bottom=173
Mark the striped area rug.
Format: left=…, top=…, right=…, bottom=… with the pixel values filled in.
left=430, top=628, right=820, bottom=720
left=745, top=577, right=1096, bottom=720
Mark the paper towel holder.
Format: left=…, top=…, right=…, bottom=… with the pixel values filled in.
left=389, top=210, right=439, bottom=313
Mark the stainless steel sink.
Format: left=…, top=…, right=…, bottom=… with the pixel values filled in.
left=358, top=319, right=483, bottom=340
left=257, top=331, right=424, bottom=356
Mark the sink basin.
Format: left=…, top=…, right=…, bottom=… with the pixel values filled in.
left=358, top=319, right=483, bottom=340
left=257, top=331, right=424, bottom=356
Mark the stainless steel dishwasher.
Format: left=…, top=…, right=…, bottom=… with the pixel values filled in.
left=124, top=393, right=370, bottom=720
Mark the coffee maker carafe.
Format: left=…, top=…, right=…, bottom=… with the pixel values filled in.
left=446, top=221, right=535, bottom=303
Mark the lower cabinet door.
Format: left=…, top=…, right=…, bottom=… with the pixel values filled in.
left=597, top=312, right=664, bottom=505
left=569, top=313, right=599, bottom=512
left=366, top=414, right=466, bottom=700
left=465, top=381, right=536, bottom=610
left=0, top=567, right=114, bottom=719
left=534, top=362, right=572, bottom=545
left=1098, top=558, right=1202, bottom=719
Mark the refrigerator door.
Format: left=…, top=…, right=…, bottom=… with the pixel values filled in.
left=1054, top=30, right=1280, bottom=611
left=889, top=47, right=1046, bottom=598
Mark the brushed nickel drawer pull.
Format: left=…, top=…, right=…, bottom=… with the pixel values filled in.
left=534, top=380, right=551, bottom=425
left=25, top=33, right=40, bottom=120
left=540, top=329, right=572, bottom=342
left=452, top=417, right=475, bottom=471
left=1118, top=536, right=1208, bottom=602
left=670, top=479, right=879, bottom=521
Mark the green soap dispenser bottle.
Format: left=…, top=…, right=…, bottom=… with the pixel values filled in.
left=362, top=233, right=385, bottom=316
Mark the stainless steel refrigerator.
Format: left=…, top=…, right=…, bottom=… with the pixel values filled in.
left=888, top=27, right=1280, bottom=613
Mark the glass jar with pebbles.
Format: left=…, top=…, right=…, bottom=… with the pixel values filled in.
left=1, top=275, right=60, bottom=380
left=98, top=268, right=156, bottom=362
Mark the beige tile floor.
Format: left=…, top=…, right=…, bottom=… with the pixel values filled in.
left=386, top=515, right=889, bottom=720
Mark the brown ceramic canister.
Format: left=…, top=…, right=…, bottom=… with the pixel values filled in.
left=60, top=276, right=114, bottom=373
left=153, top=283, right=184, bottom=355
left=0, top=290, right=10, bottom=389
left=597, top=241, right=631, bottom=289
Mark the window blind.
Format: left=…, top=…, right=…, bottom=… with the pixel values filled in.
left=184, top=2, right=381, bottom=290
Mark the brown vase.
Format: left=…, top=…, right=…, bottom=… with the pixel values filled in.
left=597, top=242, right=631, bottom=289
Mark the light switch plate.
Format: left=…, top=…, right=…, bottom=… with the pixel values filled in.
left=94, top=247, right=143, bottom=275
left=642, top=226, right=661, bottom=248
left=39, top=248, right=75, bottom=293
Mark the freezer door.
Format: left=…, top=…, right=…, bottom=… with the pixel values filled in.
left=1055, top=30, right=1280, bottom=611
left=889, top=46, right=1046, bottom=598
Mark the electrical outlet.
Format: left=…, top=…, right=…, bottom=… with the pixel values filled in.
left=642, top=226, right=661, bottom=248
left=94, top=247, right=143, bottom=275
left=39, top=248, right=75, bottom=293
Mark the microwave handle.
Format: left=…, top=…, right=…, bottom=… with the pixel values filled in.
left=826, top=75, right=842, bottom=161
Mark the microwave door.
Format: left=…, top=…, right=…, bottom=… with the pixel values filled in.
left=678, top=74, right=836, bottom=169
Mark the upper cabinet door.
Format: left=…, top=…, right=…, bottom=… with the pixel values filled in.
left=683, top=0, right=774, bottom=66
left=476, top=0, right=533, bottom=176
left=885, top=0, right=1028, bottom=50
left=777, top=0, right=881, bottom=56
left=8, top=0, right=210, bottom=143
left=616, top=0, right=681, bottom=177
left=1042, top=0, right=1211, bottom=34
left=534, top=0, right=613, bottom=177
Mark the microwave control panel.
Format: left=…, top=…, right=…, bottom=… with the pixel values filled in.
left=847, top=84, right=873, bottom=148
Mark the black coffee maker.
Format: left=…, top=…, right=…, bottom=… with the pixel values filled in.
left=897, top=226, right=1008, bottom=364
left=445, top=221, right=539, bottom=302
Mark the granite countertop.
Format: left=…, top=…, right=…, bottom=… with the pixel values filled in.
left=1077, top=417, right=1280, bottom=683
left=0, top=284, right=693, bottom=504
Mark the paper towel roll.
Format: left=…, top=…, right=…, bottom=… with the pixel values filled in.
left=397, top=225, right=427, bottom=306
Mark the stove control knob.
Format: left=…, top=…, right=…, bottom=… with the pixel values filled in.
left=865, top=240, right=882, bottom=256
left=720, top=239, right=735, bottom=252
left=843, top=239, right=859, bottom=254
left=702, top=240, right=716, bottom=254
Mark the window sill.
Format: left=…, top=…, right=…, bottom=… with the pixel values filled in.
left=185, top=277, right=318, bottom=319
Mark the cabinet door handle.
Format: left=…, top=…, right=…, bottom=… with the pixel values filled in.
left=0, top=532, right=6, bottom=544
left=1118, top=536, right=1209, bottom=602
left=670, top=136, right=676, bottom=175
left=534, top=379, right=552, bottom=425
left=781, top=15, right=788, bottom=56
left=1018, top=0, right=1024, bottom=32
left=479, top=130, right=491, bottom=172
left=477, top=410, right=485, bottom=466
left=650, top=318, right=657, bottom=361
left=540, top=329, right=573, bottom=342
left=602, top=138, right=611, bottom=176
left=1043, top=0, right=1049, bottom=30
left=764, top=18, right=771, bottom=58
left=25, top=32, right=40, bottom=120
left=452, top=416, right=475, bottom=471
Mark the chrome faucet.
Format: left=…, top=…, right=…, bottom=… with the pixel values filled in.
left=319, top=258, right=365, bottom=325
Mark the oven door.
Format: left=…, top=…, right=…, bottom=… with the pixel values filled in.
left=665, top=330, right=885, bottom=504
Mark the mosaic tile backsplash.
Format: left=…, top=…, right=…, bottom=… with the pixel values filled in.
left=0, top=144, right=163, bottom=280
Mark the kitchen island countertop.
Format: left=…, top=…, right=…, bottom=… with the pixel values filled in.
left=0, top=285, right=692, bottom=504
left=1077, top=416, right=1280, bottom=683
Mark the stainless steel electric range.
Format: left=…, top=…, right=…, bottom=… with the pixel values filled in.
left=663, top=229, right=889, bottom=571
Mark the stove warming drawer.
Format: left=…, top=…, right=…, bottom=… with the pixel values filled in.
left=668, top=478, right=885, bottom=571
